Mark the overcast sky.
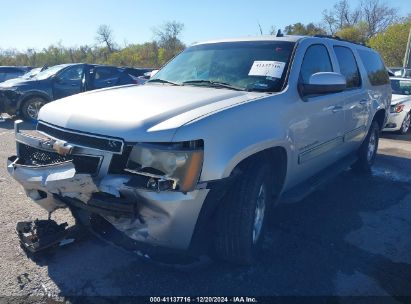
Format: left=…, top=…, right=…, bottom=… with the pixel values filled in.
left=0, top=0, right=409, bottom=51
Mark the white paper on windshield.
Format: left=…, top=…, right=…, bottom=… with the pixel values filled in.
left=248, top=61, right=286, bottom=78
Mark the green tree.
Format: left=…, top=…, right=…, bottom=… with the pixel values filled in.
left=335, top=22, right=368, bottom=43
left=153, top=21, right=185, bottom=64
left=322, top=0, right=399, bottom=39
left=284, top=22, right=326, bottom=36
left=368, top=21, right=411, bottom=67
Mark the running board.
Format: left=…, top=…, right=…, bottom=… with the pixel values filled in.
left=279, top=155, right=357, bottom=204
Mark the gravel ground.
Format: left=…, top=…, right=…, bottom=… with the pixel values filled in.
left=0, top=118, right=410, bottom=302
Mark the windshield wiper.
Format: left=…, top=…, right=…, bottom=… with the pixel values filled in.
left=182, top=80, right=245, bottom=91
left=147, top=78, right=180, bottom=86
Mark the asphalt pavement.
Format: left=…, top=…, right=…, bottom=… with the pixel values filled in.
left=0, top=117, right=410, bottom=302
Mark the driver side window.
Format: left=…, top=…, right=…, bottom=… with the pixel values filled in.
left=300, top=44, right=333, bottom=83
left=58, top=66, right=84, bottom=82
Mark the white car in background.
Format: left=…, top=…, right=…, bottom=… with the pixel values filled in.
left=384, top=77, right=411, bottom=134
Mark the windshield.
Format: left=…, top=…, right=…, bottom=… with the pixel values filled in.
left=34, top=64, right=69, bottom=80
left=21, top=68, right=41, bottom=79
left=151, top=41, right=295, bottom=92
left=391, top=79, right=411, bottom=95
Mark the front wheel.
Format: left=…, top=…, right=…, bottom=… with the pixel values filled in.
left=352, top=121, right=380, bottom=173
left=399, top=112, right=410, bottom=135
left=21, top=97, right=46, bottom=121
left=214, top=161, right=272, bottom=265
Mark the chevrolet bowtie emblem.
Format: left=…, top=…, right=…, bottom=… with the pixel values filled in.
left=108, top=140, right=118, bottom=148
left=52, top=140, right=73, bottom=156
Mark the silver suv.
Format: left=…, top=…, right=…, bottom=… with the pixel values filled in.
left=7, top=35, right=390, bottom=265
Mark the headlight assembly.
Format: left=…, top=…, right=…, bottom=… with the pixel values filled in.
left=125, top=141, right=204, bottom=192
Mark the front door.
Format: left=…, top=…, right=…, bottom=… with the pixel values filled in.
left=292, top=44, right=345, bottom=181
left=53, top=65, right=85, bottom=100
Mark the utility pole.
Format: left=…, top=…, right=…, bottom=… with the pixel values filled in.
left=404, top=25, right=411, bottom=68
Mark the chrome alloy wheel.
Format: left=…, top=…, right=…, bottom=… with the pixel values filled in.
left=26, top=100, right=45, bottom=120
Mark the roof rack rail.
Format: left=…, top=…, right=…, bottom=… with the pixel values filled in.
left=313, top=34, right=368, bottom=47
left=314, top=34, right=342, bottom=40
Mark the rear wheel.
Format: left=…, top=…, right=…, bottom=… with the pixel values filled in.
left=353, top=121, right=380, bottom=173
left=214, top=160, right=273, bottom=265
left=21, top=97, right=46, bottom=121
left=399, top=112, right=410, bottom=135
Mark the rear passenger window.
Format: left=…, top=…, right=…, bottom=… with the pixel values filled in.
left=358, top=49, right=389, bottom=86
left=92, top=67, right=122, bottom=89
left=334, top=46, right=361, bottom=89
left=94, top=67, right=120, bottom=81
left=300, top=44, right=333, bottom=83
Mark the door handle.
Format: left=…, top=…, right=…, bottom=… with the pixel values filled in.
left=332, top=105, right=343, bottom=113
left=359, top=99, right=368, bottom=105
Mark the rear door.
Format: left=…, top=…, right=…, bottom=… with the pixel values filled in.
left=53, top=65, right=85, bottom=100
left=333, top=45, right=368, bottom=152
left=91, top=66, right=122, bottom=90
left=357, top=49, right=391, bottom=127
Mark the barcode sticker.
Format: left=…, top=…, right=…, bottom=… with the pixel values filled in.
left=248, top=61, right=286, bottom=78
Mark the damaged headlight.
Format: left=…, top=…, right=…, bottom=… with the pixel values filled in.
left=125, top=141, right=204, bottom=192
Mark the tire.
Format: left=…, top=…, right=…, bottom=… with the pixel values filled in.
left=399, top=112, right=410, bottom=135
left=353, top=120, right=380, bottom=173
left=214, top=160, right=273, bottom=265
left=21, top=97, right=46, bottom=121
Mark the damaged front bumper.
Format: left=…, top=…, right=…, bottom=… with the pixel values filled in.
left=7, top=121, right=211, bottom=251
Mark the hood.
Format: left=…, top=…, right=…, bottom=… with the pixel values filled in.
left=391, top=94, right=411, bottom=105
left=38, top=84, right=263, bottom=142
left=0, top=78, right=25, bottom=87
left=0, top=77, right=40, bottom=89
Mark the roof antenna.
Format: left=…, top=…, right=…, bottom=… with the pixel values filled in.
left=276, top=29, right=284, bottom=37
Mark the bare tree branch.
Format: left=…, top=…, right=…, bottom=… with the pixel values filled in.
left=96, top=24, right=115, bottom=53
left=322, top=0, right=362, bottom=34
left=361, top=0, right=399, bottom=37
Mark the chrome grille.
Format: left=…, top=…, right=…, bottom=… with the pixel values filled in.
left=18, top=143, right=101, bottom=175
left=37, top=123, right=124, bottom=153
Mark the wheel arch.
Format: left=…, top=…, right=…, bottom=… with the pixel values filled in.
left=228, top=146, right=288, bottom=198
left=373, top=109, right=386, bottom=131
left=188, top=145, right=289, bottom=256
left=18, top=92, right=51, bottom=113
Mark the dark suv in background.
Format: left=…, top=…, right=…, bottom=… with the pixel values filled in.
left=0, top=63, right=152, bottom=120
left=0, top=66, right=33, bottom=83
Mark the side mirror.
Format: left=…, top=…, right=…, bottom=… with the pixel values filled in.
left=142, top=71, right=151, bottom=80
left=149, top=70, right=159, bottom=78
left=300, top=72, right=346, bottom=97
